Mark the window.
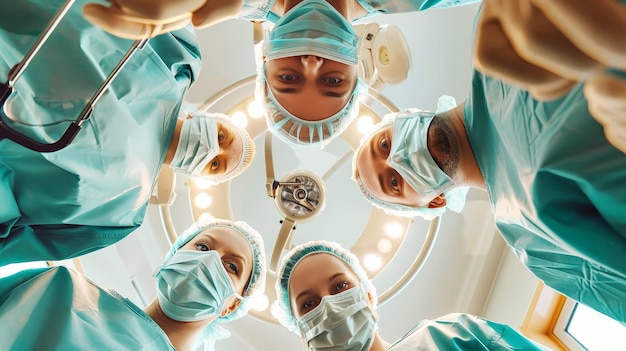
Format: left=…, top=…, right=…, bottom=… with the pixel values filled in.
left=521, top=281, right=626, bottom=351
left=554, top=300, right=626, bottom=351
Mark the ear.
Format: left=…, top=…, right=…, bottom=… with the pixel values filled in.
left=427, top=194, right=447, bottom=208
left=221, top=298, right=242, bottom=317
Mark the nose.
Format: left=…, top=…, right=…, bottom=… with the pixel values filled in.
left=301, top=55, right=323, bottom=72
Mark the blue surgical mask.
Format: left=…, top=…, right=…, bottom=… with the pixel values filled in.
left=169, top=116, right=219, bottom=177
left=154, top=250, right=243, bottom=322
left=388, top=111, right=454, bottom=206
left=265, top=0, right=359, bottom=66
left=297, top=286, right=377, bottom=351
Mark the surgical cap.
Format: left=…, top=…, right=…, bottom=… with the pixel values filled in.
left=167, top=217, right=266, bottom=350
left=272, top=240, right=377, bottom=334
left=184, top=108, right=256, bottom=185
left=254, top=42, right=368, bottom=149
left=352, top=95, right=469, bottom=220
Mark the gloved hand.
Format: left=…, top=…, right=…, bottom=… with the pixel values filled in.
left=82, top=0, right=242, bottom=39
left=473, top=0, right=626, bottom=153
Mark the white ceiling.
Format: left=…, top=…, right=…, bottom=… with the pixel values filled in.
left=77, top=3, right=530, bottom=351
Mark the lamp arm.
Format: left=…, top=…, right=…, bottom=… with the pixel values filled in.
left=378, top=216, right=441, bottom=305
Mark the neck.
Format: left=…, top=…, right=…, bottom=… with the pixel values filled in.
left=143, top=299, right=217, bottom=351
left=164, top=118, right=184, bottom=166
left=278, top=0, right=366, bottom=21
left=446, top=102, right=486, bottom=190
left=368, top=332, right=391, bottom=351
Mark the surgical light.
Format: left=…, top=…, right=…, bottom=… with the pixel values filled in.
left=198, top=212, right=213, bottom=223
left=232, top=111, right=248, bottom=128
left=193, top=178, right=213, bottom=190
left=363, top=254, right=382, bottom=272
left=377, top=238, right=392, bottom=254
left=194, top=193, right=212, bottom=209
left=385, top=222, right=403, bottom=239
left=253, top=294, right=270, bottom=312
left=357, top=115, right=374, bottom=135
left=247, top=100, right=264, bottom=118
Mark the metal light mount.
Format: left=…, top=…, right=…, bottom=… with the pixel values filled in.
left=264, top=132, right=327, bottom=271
left=274, top=170, right=326, bottom=222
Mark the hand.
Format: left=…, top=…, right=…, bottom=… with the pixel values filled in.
left=585, top=74, right=626, bottom=153
left=82, top=0, right=242, bottom=39
left=473, top=0, right=626, bottom=153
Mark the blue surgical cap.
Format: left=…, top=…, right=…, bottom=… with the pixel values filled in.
left=352, top=95, right=469, bottom=220
left=254, top=42, right=368, bottom=149
left=272, top=240, right=377, bottom=334
left=167, top=218, right=267, bottom=350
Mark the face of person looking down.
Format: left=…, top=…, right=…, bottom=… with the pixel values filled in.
left=200, top=122, right=244, bottom=177
left=265, top=55, right=358, bottom=122
left=355, top=124, right=449, bottom=209
left=179, top=226, right=253, bottom=312
left=288, top=252, right=362, bottom=318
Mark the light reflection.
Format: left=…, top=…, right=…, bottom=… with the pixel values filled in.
left=377, top=238, right=392, bottom=254
left=253, top=294, right=270, bottom=312
left=385, top=222, right=403, bottom=239
left=363, top=254, right=382, bottom=271
left=194, top=193, right=212, bottom=209
left=357, top=115, right=374, bottom=135
left=232, top=111, right=248, bottom=128
left=247, top=100, right=264, bottom=118
left=193, top=178, right=213, bottom=190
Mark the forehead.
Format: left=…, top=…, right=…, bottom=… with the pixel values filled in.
left=188, top=226, right=252, bottom=258
left=218, top=122, right=244, bottom=174
left=288, top=253, right=357, bottom=295
left=355, top=125, right=392, bottom=198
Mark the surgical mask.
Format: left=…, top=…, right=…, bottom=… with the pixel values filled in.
left=297, top=286, right=377, bottom=351
left=169, top=116, right=219, bottom=177
left=265, top=0, right=359, bottom=66
left=154, top=250, right=243, bottom=322
left=388, top=111, right=454, bottom=206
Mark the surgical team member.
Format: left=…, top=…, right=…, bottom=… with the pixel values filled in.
left=0, top=1, right=254, bottom=266
left=351, top=4, right=626, bottom=326
left=274, top=240, right=550, bottom=351
left=82, top=0, right=481, bottom=148
left=0, top=218, right=266, bottom=351
left=472, top=0, right=626, bottom=154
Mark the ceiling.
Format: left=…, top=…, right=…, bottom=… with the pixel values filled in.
left=76, top=3, right=525, bottom=350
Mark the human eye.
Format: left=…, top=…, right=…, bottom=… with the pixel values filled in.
left=278, top=74, right=299, bottom=83
left=390, top=173, right=400, bottom=192
left=379, top=136, right=389, bottom=153
left=218, top=129, right=225, bottom=143
left=223, top=260, right=240, bottom=275
left=210, top=157, right=220, bottom=172
left=195, top=242, right=210, bottom=251
left=324, top=76, right=344, bottom=86
left=301, top=298, right=319, bottom=313
left=333, top=281, right=349, bottom=293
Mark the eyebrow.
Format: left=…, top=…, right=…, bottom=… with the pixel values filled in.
left=274, top=87, right=349, bottom=98
left=198, top=234, right=249, bottom=275
left=294, top=272, right=347, bottom=303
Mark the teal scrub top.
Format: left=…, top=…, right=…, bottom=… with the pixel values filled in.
left=239, top=0, right=481, bottom=22
left=465, top=37, right=626, bottom=323
left=0, top=267, right=175, bottom=350
left=0, top=0, right=201, bottom=265
left=388, top=313, right=550, bottom=351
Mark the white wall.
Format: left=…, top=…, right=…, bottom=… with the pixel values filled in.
left=481, top=247, right=540, bottom=330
